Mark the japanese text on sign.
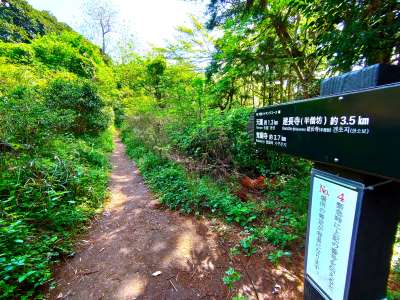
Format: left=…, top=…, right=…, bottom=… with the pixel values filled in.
left=255, top=114, right=371, bottom=149
left=306, top=172, right=362, bottom=300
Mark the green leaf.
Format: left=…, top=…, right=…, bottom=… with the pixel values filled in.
left=18, top=270, right=36, bottom=283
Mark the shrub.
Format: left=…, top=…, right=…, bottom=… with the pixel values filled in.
left=113, top=104, right=125, bottom=128
left=259, top=225, right=297, bottom=248
left=45, top=78, right=111, bottom=135
left=0, top=42, right=34, bottom=64
left=267, top=250, right=292, bottom=265
left=32, top=32, right=99, bottom=78
left=167, top=108, right=261, bottom=172
left=0, top=85, right=55, bottom=147
left=238, top=234, right=258, bottom=256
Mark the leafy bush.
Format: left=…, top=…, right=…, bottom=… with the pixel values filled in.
left=277, top=176, right=310, bottom=215
left=388, top=288, right=400, bottom=300
left=32, top=32, right=98, bottom=78
left=0, top=130, right=112, bottom=298
left=0, top=42, right=34, bottom=64
left=168, top=108, right=261, bottom=172
left=223, top=267, right=242, bottom=290
left=238, top=234, right=258, bottom=256
left=45, top=78, right=111, bottom=135
left=232, top=295, right=248, bottom=300
left=0, top=0, right=71, bottom=43
left=267, top=250, right=292, bottom=265
left=263, top=151, right=312, bottom=177
left=0, top=85, right=52, bottom=146
left=113, top=103, right=125, bottom=128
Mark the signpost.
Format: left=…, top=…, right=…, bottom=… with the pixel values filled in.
left=253, top=64, right=400, bottom=300
left=305, top=170, right=364, bottom=300
left=254, top=84, right=400, bottom=180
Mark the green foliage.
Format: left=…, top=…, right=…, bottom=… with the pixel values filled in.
left=388, top=288, right=400, bottom=300
left=168, top=108, right=262, bottom=172
left=267, top=250, right=292, bottom=265
left=121, top=125, right=258, bottom=227
left=299, top=0, right=400, bottom=71
left=0, top=8, right=115, bottom=297
left=238, top=234, right=258, bottom=256
left=0, top=130, right=113, bottom=298
left=0, top=31, right=106, bottom=78
left=45, top=78, right=111, bottom=135
left=113, top=103, right=125, bottom=128
left=276, top=176, right=311, bottom=216
left=260, top=225, right=296, bottom=248
left=223, top=267, right=242, bottom=290
left=0, top=42, right=34, bottom=63
left=145, top=55, right=166, bottom=101
left=263, top=152, right=312, bottom=177
left=232, top=295, right=248, bottom=300
left=32, top=32, right=102, bottom=77
left=0, top=0, right=71, bottom=43
left=206, top=0, right=399, bottom=104
left=0, top=84, right=53, bottom=146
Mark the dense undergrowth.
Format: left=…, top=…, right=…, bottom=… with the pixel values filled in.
left=2, top=0, right=400, bottom=298
left=121, top=106, right=312, bottom=263
left=0, top=27, right=116, bottom=298
left=121, top=104, right=400, bottom=298
left=116, top=49, right=400, bottom=297
left=0, top=131, right=113, bottom=298
left=122, top=126, right=258, bottom=227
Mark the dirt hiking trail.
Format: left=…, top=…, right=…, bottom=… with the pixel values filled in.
left=48, top=136, right=303, bottom=300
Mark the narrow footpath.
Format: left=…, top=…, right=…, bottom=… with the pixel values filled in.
left=49, top=136, right=303, bottom=300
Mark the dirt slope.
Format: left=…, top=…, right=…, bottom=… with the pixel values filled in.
left=48, top=136, right=303, bottom=300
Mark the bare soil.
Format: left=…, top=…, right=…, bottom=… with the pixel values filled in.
left=48, top=136, right=304, bottom=300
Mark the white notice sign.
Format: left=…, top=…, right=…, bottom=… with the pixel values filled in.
left=306, top=170, right=363, bottom=300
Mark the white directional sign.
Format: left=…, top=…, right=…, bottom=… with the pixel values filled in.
left=305, top=170, right=364, bottom=300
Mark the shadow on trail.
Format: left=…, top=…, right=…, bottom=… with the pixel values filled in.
left=49, top=137, right=303, bottom=300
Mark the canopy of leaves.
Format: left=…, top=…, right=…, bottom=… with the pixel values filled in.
left=206, top=0, right=400, bottom=73
left=0, top=0, right=71, bottom=42
left=299, top=0, right=400, bottom=71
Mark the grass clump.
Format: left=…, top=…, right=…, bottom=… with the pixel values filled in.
left=0, top=130, right=113, bottom=298
left=121, top=126, right=258, bottom=227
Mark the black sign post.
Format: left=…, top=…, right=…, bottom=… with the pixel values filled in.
left=253, top=64, right=400, bottom=300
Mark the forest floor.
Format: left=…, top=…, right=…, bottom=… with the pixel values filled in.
left=47, top=136, right=304, bottom=300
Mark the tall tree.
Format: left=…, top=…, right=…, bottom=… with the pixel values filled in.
left=206, top=0, right=325, bottom=103
left=207, top=0, right=400, bottom=72
left=142, top=55, right=167, bottom=104
left=162, top=15, right=215, bottom=69
left=299, top=0, right=400, bottom=71
left=82, top=0, right=117, bottom=54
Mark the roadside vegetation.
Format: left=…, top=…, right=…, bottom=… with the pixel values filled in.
left=116, top=0, right=400, bottom=297
left=1, top=0, right=399, bottom=298
left=0, top=1, right=118, bottom=297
